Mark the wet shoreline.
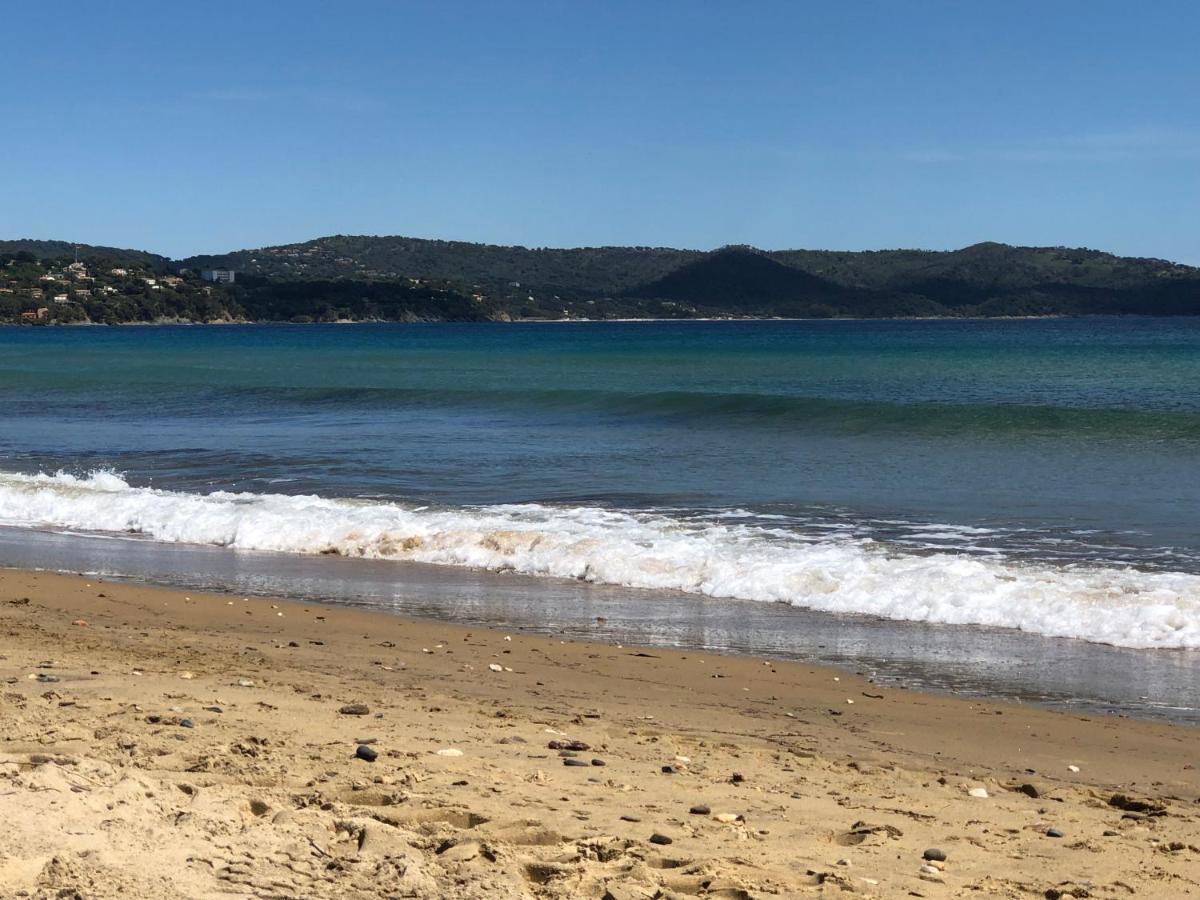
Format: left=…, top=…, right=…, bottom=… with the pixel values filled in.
left=3, top=524, right=1196, bottom=725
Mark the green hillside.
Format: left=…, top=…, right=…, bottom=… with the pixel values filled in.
left=0, top=240, right=172, bottom=272
left=184, top=236, right=698, bottom=298
left=3, top=234, right=1199, bottom=323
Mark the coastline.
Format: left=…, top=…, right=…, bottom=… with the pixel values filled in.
left=2, top=567, right=1197, bottom=898
left=5, top=313, right=1176, bottom=327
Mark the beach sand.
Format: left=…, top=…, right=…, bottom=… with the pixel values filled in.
left=1, top=568, right=1197, bottom=899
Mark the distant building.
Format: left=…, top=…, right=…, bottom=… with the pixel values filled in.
left=110, top=268, right=128, bottom=276
left=201, top=268, right=236, bottom=284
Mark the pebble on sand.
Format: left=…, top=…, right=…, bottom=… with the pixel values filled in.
left=648, top=833, right=673, bottom=845
left=339, top=703, right=370, bottom=716
left=922, top=848, right=947, bottom=862
left=355, top=744, right=379, bottom=763
left=436, top=748, right=464, bottom=757
left=548, top=740, right=591, bottom=751
left=968, top=787, right=989, bottom=798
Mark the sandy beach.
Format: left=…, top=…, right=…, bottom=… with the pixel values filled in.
left=1, top=567, right=1197, bottom=899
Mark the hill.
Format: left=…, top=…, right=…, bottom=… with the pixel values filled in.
left=185, top=234, right=1200, bottom=318
left=0, top=240, right=172, bottom=272
left=772, top=241, right=1196, bottom=294
left=3, top=234, right=1199, bottom=323
left=183, top=236, right=698, bottom=298
left=0, top=250, right=241, bottom=325
left=629, top=246, right=856, bottom=317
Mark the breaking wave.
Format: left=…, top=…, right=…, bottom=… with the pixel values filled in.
left=1, top=469, right=1197, bottom=649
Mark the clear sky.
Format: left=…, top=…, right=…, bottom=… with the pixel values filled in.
left=4, top=1, right=1198, bottom=262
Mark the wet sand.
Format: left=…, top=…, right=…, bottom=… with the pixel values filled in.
left=3, top=525, right=1197, bottom=724
left=1, top=567, right=1198, bottom=898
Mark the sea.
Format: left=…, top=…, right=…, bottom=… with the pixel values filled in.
left=1, top=319, right=1197, bottom=720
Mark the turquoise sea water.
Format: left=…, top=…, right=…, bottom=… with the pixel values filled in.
left=0, top=318, right=1198, bottom=652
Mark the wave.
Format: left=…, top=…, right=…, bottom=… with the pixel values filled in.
left=9, top=385, right=1200, bottom=439
left=0, top=470, right=1197, bottom=649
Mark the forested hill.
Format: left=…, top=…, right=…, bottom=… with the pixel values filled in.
left=184, top=235, right=1199, bottom=300
left=3, top=235, right=1199, bottom=323
left=183, top=237, right=699, bottom=299
left=183, top=235, right=1200, bottom=318
left=0, top=240, right=172, bottom=271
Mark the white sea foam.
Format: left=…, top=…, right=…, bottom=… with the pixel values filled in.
left=1, top=470, right=1197, bottom=649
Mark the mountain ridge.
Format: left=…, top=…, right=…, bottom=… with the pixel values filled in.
left=3, top=235, right=1199, bottom=322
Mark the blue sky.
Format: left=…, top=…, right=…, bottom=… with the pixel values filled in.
left=3, top=1, right=1198, bottom=262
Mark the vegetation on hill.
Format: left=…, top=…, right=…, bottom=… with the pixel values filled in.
left=183, top=236, right=697, bottom=300
left=186, top=235, right=1200, bottom=319
left=3, top=235, right=1198, bottom=324
left=0, top=251, right=241, bottom=325
left=0, top=240, right=172, bottom=273
left=634, top=243, right=1200, bottom=318
left=229, top=275, right=494, bottom=323
left=633, top=247, right=849, bottom=316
